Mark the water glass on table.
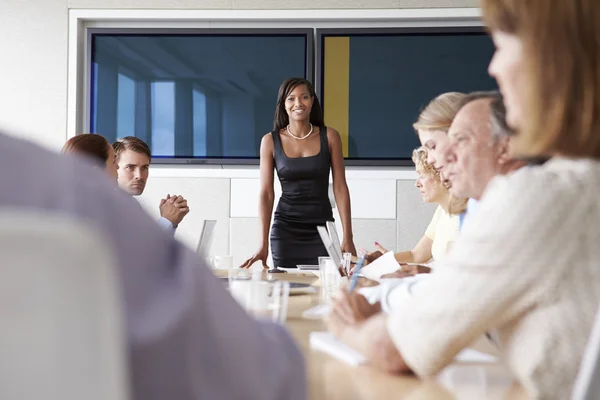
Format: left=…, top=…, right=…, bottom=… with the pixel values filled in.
left=342, top=252, right=352, bottom=276
left=228, top=270, right=290, bottom=323
left=318, top=256, right=342, bottom=304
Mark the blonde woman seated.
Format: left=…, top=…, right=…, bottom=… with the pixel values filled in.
left=367, top=147, right=466, bottom=275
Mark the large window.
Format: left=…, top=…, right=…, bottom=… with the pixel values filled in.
left=89, top=29, right=312, bottom=163
left=316, top=27, right=497, bottom=166
left=88, top=26, right=496, bottom=166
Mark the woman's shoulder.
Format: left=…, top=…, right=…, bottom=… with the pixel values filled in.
left=260, top=132, right=276, bottom=153
left=324, top=126, right=340, bottom=137
left=430, top=205, right=444, bottom=222
left=483, top=158, right=600, bottom=213
left=261, top=131, right=274, bottom=142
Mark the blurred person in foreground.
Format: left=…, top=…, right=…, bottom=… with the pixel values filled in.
left=0, top=130, right=305, bottom=399
left=325, top=1, right=600, bottom=397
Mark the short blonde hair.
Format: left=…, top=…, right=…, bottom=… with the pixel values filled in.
left=482, top=0, right=600, bottom=159
left=412, top=147, right=467, bottom=215
left=413, top=92, right=467, bottom=133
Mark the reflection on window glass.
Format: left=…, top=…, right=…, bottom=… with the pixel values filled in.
left=90, top=33, right=308, bottom=159
left=321, top=32, right=497, bottom=161
left=151, top=81, right=175, bottom=156
left=193, top=89, right=207, bottom=157
left=117, top=72, right=135, bottom=138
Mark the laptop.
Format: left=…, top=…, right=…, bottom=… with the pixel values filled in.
left=316, top=225, right=343, bottom=271
left=297, top=222, right=343, bottom=271
left=326, top=221, right=343, bottom=262
left=196, top=220, right=217, bottom=257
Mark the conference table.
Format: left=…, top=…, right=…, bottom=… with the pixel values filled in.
left=215, top=269, right=527, bottom=399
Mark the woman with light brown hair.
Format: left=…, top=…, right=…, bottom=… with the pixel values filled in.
left=413, top=91, right=467, bottom=169
left=62, top=134, right=118, bottom=180
left=325, top=1, right=600, bottom=398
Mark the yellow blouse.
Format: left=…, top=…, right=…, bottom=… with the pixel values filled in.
left=424, top=205, right=460, bottom=263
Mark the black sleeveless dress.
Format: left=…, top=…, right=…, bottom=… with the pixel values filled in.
left=270, top=126, right=334, bottom=268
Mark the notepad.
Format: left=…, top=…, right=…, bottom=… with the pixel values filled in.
left=359, top=251, right=401, bottom=281
left=310, top=331, right=499, bottom=366
left=302, top=304, right=331, bottom=319
left=454, top=348, right=498, bottom=363
left=309, top=331, right=367, bottom=366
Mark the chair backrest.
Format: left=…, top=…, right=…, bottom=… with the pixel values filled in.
left=0, top=211, right=129, bottom=400
left=572, top=305, right=600, bottom=399
left=196, top=219, right=217, bottom=257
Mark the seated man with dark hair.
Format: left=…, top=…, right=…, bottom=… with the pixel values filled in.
left=113, top=136, right=189, bottom=233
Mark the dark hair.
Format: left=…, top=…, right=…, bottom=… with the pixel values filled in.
left=112, top=136, right=151, bottom=163
left=273, top=78, right=324, bottom=131
left=62, top=134, right=111, bottom=167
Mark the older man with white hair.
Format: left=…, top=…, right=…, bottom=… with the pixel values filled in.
left=439, top=91, right=524, bottom=230
left=358, top=90, right=524, bottom=310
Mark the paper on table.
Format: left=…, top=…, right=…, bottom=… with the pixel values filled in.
left=454, top=348, right=498, bottom=363
left=310, top=331, right=498, bottom=367
left=310, top=332, right=367, bottom=366
left=359, top=251, right=400, bottom=281
left=302, top=304, right=331, bottom=319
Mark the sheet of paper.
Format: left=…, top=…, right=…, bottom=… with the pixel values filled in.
left=454, top=348, right=498, bottom=363
left=359, top=251, right=400, bottom=280
left=302, top=305, right=331, bottom=319
left=310, top=331, right=499, bottom=367
left=309, top=331, right=367, bottom=366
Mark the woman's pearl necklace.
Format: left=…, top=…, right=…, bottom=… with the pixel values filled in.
left=286, top=123, right=313, bottom=140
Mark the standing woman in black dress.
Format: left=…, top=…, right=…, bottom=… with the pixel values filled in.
left=241, top=78, right=356, bottom=270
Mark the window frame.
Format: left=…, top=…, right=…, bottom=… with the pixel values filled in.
left=86, top=27, right=313, bottom=165
left=68, top=9, right=482, bottom=167
left=315, top=26, right=492, bottom=166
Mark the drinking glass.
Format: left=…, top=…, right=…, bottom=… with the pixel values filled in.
left=228, top=278, right=290, bottom=324
left=318, top=256, right=341, bottom=304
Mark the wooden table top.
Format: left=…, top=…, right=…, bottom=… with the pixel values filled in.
left=215, top=269, right=527, bottom=400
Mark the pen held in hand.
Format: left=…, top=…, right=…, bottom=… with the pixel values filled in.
left=349, top=250, right=367, bottom=292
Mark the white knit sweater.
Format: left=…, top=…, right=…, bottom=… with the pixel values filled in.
left=386, top=158, right=600, bottom=399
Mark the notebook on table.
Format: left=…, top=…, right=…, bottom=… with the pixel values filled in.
left=310, top=331, right=366, bottom=366
left=310, top=331, right=498, bottom=366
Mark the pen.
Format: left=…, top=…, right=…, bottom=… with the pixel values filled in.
left=349, top=250, right=367, bottom=292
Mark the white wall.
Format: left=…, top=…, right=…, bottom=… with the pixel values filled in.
left=0, top=0, right=474, bottom=265
left=0, top=0, right=68, bottom=149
